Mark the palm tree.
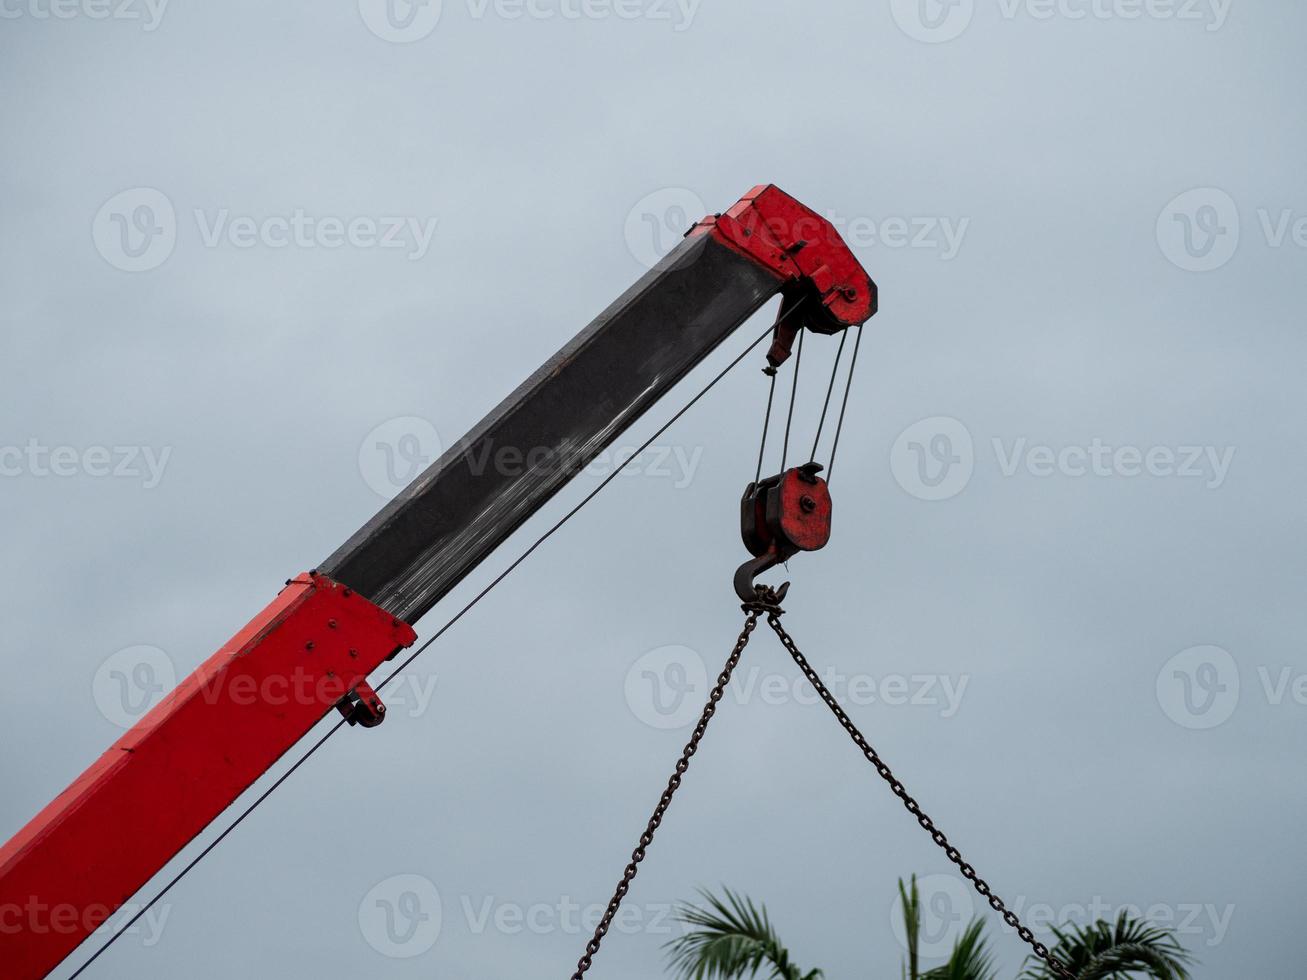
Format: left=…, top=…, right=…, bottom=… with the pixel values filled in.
left=665, top=887, right=823, bottom=980
left=1015, top=913, right=1194, bottom=980
left=897, top=875, right=997, bottom=980
left=665, top=881, right=1195, bottom=980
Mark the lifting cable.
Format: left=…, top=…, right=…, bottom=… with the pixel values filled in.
left=825, top=322, right=865, bottom=484
left=809, top=327, right=848, bottom=465
left=68, top=316, right=788, bottom=980
left=756, top=320, right=865, bottom=488
left=779, top=326, right=804, bottom=471
left=753, top=367, right=777, bottom=485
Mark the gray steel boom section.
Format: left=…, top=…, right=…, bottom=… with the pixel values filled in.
left=321, top=233, right=781, bottom=623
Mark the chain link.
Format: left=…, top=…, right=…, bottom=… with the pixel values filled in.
left=568, top=591, right=1073, bottom=980
left=569, top=606, right=765, bottom=979
left=763, top=610, right=1076, bottom=980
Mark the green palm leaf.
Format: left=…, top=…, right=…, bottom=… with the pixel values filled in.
left=922, top=918, right=999, bottom=980
left=1017, top=909, right=1195, bottom=979
left=665, top=887, right=822, bottom=980
left=899, top=877, right=921, bottom=980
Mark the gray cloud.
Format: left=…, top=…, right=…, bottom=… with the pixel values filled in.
left=1, top=1, right=1303, bottom=976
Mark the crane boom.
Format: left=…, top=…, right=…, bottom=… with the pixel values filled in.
left=0, top=184, right=877, bottom=979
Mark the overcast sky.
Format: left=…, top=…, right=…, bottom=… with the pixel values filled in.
left=2, top=1, right=1304, bottom=977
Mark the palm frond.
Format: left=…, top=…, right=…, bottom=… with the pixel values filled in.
left=922, top=918, right=998, bottom=980
left=665, top=887, right=821, bottom=980
left=1017, top=909, right=1195, bottom=979
left=899, top=877, right=921, bottom=980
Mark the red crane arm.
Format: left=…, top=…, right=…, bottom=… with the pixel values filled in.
left=0, top=185, right=877, bottom=979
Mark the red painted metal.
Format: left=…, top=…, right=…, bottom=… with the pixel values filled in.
left=336, top=679, right=387, bottom=728
left=741, top=463, right=833, bottom=558
left=690, top=184, right=878, bottom=334
left=769, top=466, right=833, bottom=553
left=734, top=463, right=834, bottom=602
left=0, top=572, right=416, bottom=980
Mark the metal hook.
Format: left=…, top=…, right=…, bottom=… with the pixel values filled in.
left=733, top=546, right=792, bottom=605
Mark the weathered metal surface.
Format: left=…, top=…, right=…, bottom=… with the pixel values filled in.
left=321, top=232, right=782, bottom=622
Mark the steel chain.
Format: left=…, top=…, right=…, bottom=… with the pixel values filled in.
left=569, top=603, right=767, bottom=979
left=568, top=589, right=1073, bottom=980
left=762, top=609, right=1076, bottom=980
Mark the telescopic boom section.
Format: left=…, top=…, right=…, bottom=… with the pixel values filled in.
left=0, top=184, right=877, bottom=979
left=321, top=184, right=876, bottom=622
